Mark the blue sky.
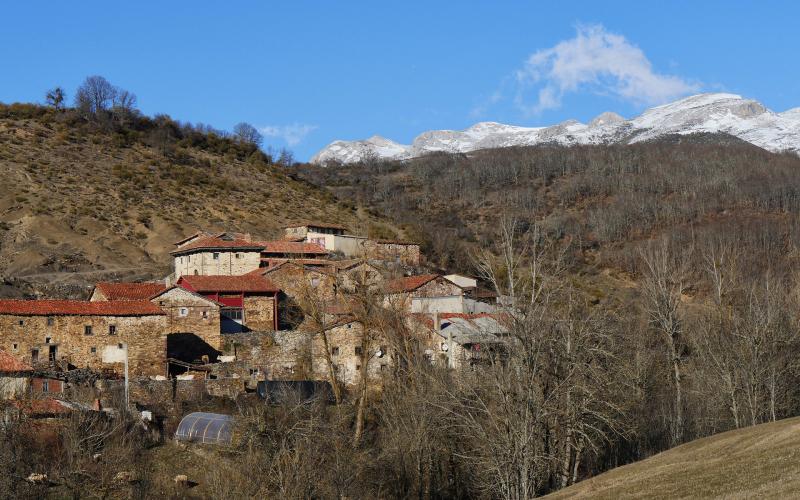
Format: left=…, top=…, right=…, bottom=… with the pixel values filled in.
left=1, top=1, right=799, bottom=160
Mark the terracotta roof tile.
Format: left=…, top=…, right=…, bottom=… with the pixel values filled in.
left=94, top=282, right=167, bottom=301
left=170, top=235, right=265, bottom=255
left=11, top=398, right=72, bottom=416
left=258, top=241, right=328, bottom=255
left=0, top=349, right=33, bottom=373
left=0, top=300, right=165, bottom=316
left=178, top=275, right=279, bottom=293
left=384, top=274, right=440, bottom=294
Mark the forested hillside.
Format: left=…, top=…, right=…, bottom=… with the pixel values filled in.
left=293, top=143, right=800, bottom=493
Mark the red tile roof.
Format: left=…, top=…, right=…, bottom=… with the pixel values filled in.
left=0, top=300, right=165, bottom=316
left=384, top=274, right=440, bottom=294
left=177, top=274, right=279, bottom=293
left=0, top=349, right=33, bottom=373
left=94, top=282, right=167, bottom=301
left=11, top=398, right=72, bottom=417
left=258, top=241, right=328, bottom=255
left=170, top=235, right=265, bottom=255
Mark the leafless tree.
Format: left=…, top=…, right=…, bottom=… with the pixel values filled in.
left=639, top=238, right=691, bottom=446
left=75, top=75, right=118, bottom=116
left=233, top=122, right=263, bottom=147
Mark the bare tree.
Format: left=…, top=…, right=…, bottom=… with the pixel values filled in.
left=75, top=75, right=118, bottom=116
left=639, top=239, right=691, bottom=446
left=233, top=122, right=263, bottom=147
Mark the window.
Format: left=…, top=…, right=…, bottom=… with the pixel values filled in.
left=90, top=346, right=97, bottom=354
left=84, top=325, right=93, bottom=336
left=355, top=364, right=361, bottom=371
left=179, top=307, right=189, bottom=317
left=213, top=252, right=220, bottom=260
left=354, top=346, right=363, bottom=355
left=18, top=320, right=23, bottom=326
left=249, top=368, right=260, bottom=376
left=331, top=346, right=339, bottom=356
left=45, top=337, right=51, bottom=344
left=380, top=364, right=387, bottom=371
left=109, top=325, right=117, bottom=335
left=47, top=317, right=54, bottom=326
left=31, top=349, right=39, bottom=363
left=118, top=343, right=124, bottom=350
left=223, top=308, right=243, bottom=321
left=12, top=343, right=17, bottom=351
left=235, top=253, right=241, bottom=259
left=202, top=310, right=208, bottom=319
left=42, top=380, right=49, bottom=392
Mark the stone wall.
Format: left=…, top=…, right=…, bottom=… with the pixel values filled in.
left=311, top=322, right=389, bottom=387
left=153, top=287, right=222, bottom=350
left=221, top=330, right=312, bottom=382
left=363, top=241, right=421, bottom=266
left=173, top=250, right=261, bottom=278
left=0, top=314, right=167, bottom=377
left=243, top=295, right=276, bottom=331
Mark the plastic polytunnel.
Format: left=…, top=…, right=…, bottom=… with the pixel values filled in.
left=175, top=412, right=234, bottom=445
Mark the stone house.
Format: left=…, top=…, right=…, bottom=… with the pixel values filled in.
left=0, top=300, right=168, bottom=377
left=171, top=233, right=265, bottom=279
left=176, top=274, right=279, bottom=333
left=150, top=286, right=223, bottom=366
left=384, top=274, right=468, bottom=314
left=411, top=313, right=508, bottom=369
left=284, top=223, right=421, bottom=266
left=0, top=349, right=33, bottom=399
left=257, top=262, right=338, bottom=330
left=363, top=239, right=421, bottom=266
left=311, top=319, right=390, bottom=388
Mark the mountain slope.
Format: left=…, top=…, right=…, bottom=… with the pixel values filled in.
left=311, top=93, right=800, bottom=164
left=0, top=104, right=396, bottom=298
left=547, top=417, right=800, bottom=499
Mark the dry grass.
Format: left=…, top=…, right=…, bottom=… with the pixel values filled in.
left=548, top=417, right=800, bottom=499
left=0, top=116, right=389, bottom=297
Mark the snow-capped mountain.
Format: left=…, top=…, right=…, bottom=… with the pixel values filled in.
left=310, top=93, right=800, bottom=165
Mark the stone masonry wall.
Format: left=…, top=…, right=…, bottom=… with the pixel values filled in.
left=243, top=295, right=276, bottom=331
left=153, top=288, right=222, bottom=350
left=173, top=250, right=261, bottom=278
left=0, top=314, right=167, bottom=377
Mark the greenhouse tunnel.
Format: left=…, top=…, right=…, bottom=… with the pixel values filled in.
left=175, top=412, right=234, bottom=445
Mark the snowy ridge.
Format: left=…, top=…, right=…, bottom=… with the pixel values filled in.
left=311, top=93, right=800, bottom=165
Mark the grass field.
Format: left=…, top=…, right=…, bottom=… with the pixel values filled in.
left=548, top=417, right=800, bottom=499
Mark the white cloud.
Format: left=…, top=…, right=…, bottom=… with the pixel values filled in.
left=513, top=24, right=700, bottom=115
left=259, top=123, right=318, bottom=146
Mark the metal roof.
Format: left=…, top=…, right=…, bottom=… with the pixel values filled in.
left=437, top=316, right=507, bottom=345
left=175, top=412, right=234, bottom=445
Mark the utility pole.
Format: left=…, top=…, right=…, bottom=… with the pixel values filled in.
left=124, top=343, right=129, bottom=409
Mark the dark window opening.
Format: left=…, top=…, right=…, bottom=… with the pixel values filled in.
left=90, top=346, right=97, bottom=354
left=331, top=346, right=339, bottom=356
left=355, top=346, right=363, bottom=355
left=47, top=317, right=54, bottom=326
left=31, top=349, right=39, bottom=364
left=84, top=325, right=93, bottom=336
left=109, top=325, right=117, bottom=335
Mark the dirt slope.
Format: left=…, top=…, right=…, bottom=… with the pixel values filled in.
left=547, top=417, right=800, bottom=499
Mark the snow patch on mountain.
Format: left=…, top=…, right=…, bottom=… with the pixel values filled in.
left=311, top=93, right=800, bottom=165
